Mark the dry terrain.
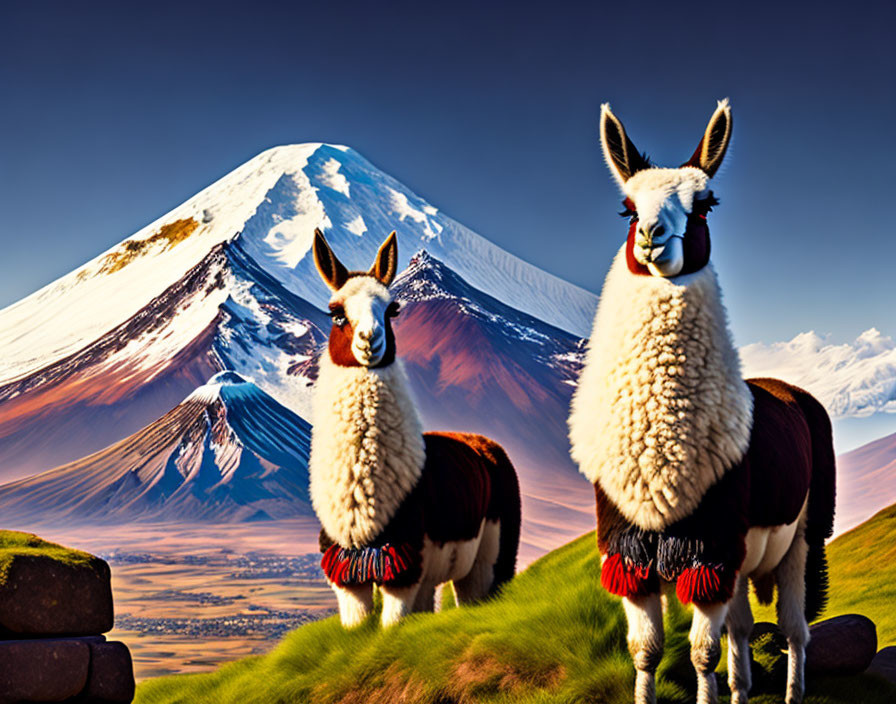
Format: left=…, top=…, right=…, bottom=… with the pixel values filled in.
left=15, top=519, right=335, bottom=680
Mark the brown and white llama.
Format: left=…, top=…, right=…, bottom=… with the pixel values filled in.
left=568, top=100, right=836, bottom=704
left=309, top=228, right=521, bottom=628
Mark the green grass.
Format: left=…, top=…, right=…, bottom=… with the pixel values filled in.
left=136, top=532, right=896, bottom=704
left=0, top=529, right=102, bottom=584
left=820, top=503, right=896, bottom=645
left=751, top=503, right=896, bottom=647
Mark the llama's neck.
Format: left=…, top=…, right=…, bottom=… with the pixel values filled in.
left=569, top=245, right=753, bottom=531
left=309, top=355, right=426, bottom=548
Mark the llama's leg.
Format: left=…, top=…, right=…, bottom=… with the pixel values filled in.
left=690, top=601, right=728, bottom=704
left=412, top=582, right=436, bottom=612
left=453, top=563, right=493, bottom=603
left=775, top=535, right=810, bottom=704
left=453, top=521, right=501, bottom=603
left=726, top=575, right=754, bottom=704
left=332, top=583, right=373, bottom=628
left=623, top=593, right=664, bottom=704
left=380, top=582, right=421, bottom=627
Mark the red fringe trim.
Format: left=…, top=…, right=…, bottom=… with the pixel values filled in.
left=600, top=553, right=657, bottom=597
left=321, top=543, right=418, bottom=587
left=676, top=565, right=736, bottom=604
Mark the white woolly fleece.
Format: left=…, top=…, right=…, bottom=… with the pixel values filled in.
left=568, top=246, right=754, bottom=531
left=309, top=354, right=426, bottom=547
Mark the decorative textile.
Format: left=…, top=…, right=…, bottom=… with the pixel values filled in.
left=600, top=553, right=658, bottom=597
left=321, top=542, right=420, bottom=587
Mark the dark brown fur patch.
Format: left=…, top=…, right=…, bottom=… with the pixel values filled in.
left=328, top=315, right=360, bottom=367
left=329, top=432, right=521, bottom=591
left=744, top=379, right=814, bottom=528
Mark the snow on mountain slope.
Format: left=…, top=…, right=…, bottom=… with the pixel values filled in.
left=0, top=145, right=322, bottom=384
left=0, top=372, right=313, bottom=526
left=0, top=144, right=596, bottom=395
left=238, top=145, right=597, bottom=336
left=0, top=240, right=328, bottom=480
left=740, top=328, right=896, bottom=418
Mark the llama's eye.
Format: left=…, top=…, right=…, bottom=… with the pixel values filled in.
left=329, top=307, right=347, bottom=327
left=386, top=302, right=400, bottom=318
left=619, top=200, right=638, bottom=224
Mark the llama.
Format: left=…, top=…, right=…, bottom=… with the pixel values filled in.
left=309, top=228, right=521, bottom=628
left=568, top=100, right=836, bottom=704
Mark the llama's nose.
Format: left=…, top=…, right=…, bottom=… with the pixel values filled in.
left=637, top=224, right=665, bottom=248
left=358, top=328, right=371, bottom=341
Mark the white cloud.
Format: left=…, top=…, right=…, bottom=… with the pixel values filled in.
left=739, top=328, right=896, bottom=418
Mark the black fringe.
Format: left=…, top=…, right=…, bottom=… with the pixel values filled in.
left=657, top=535, right=708, bottom=580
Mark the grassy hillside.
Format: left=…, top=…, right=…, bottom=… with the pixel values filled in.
left=750, top=502, right=896, bottom=647
left=824, top=502, right=896, bottom=645
left=136, top=532, right=895, bottom=704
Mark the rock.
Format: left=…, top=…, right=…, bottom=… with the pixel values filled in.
left=0, top=531, right=113, bottom=636
left=80, top=640, right=136, bottom=703
left=0, top=638, right=90, bottom=703
left=806, top=614, right=877, bottom=676
left=868, top=646, right=896, bottom=685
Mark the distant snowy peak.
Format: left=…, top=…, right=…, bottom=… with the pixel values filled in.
left=740, top=328, right=896, bottom=418
left=0, top=371, right=313, bottom=525
left=179, top=371, right=312, bottom=477
left=396, top=250, right=582, bottom=351
left=187, top=370, right=255, bottom=403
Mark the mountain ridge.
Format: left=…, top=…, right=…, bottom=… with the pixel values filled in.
left=0, top=372, right=313, bottom=526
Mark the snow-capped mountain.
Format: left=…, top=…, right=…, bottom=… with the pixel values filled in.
left=0, top=143, right=595, bottom=483
left=0, top=372, right=313, bottom=526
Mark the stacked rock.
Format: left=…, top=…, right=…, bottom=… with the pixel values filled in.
left=0, top=531, right=134, bottom=703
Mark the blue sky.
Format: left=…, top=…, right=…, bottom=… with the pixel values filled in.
left=1, top=0, right=893, bottom=345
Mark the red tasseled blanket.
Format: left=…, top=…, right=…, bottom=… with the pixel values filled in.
left=321, top=543, right=419, bottom=587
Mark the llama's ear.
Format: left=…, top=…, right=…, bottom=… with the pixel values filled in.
left=600, top=103, right=650, bottom=187
left=313, top=228, right=348, bottom=291
left=683, top=98, right=732, bottom=177
left=369, top=231, right=398, bottom=286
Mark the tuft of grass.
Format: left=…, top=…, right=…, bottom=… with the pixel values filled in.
left=136, top=532, right=896, bottom=704
left=0, top=529, right=102, bottom=584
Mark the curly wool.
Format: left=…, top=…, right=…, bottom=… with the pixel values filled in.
left=569, top=245, right=753, bottom=531
left=309, top=355, right=426, bottom=548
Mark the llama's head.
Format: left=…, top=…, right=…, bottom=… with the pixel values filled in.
left=313, top=229, right=400, bottom=368
left=600, top=99, right=732, bottom=278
